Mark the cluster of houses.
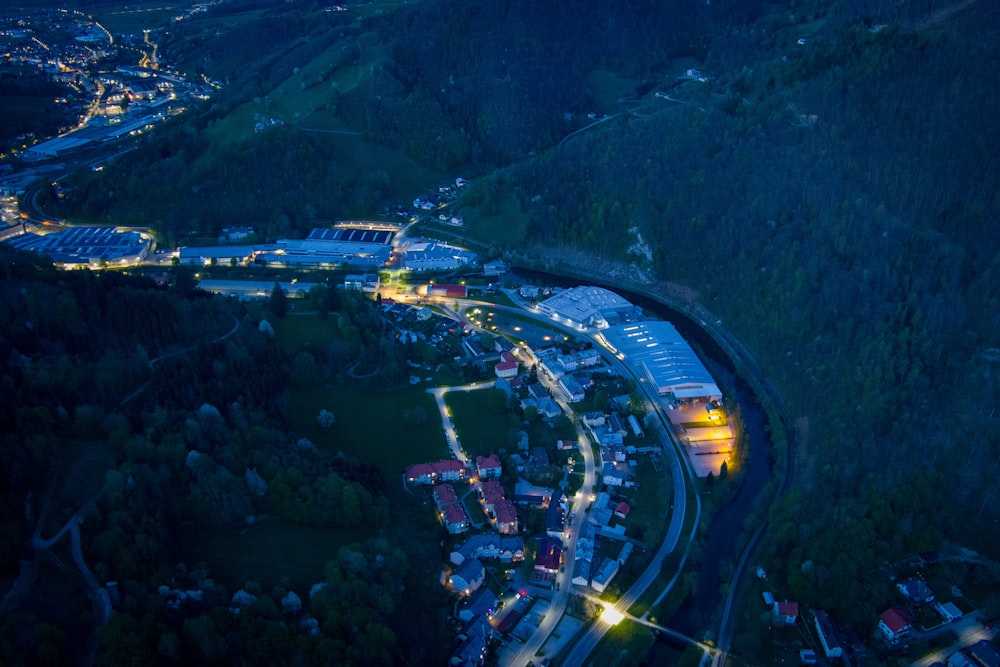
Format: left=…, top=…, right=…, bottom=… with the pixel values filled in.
left=758, top=567, right=988, bottom=665
left=405, top=454, right=521, bottom=537
left=533, top=346, right=602, bottom=403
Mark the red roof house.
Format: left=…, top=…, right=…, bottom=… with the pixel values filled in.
left=878, top=607, right=915, bottom=644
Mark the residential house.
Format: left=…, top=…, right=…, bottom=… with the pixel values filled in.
left=934, top=601, right=963, bottom=622
left=449, top=559, right=485, bottom=596
left=897, top=578, right=935, bottom=605
left=433, top=484, right=458, bottom=509
left=583, top=412, right=606, bottom=427
left=614, top=501, right=631, bottom=520
left=966, top=640, right=1000, bottom=667
left=602, top=461, right=628, bottom=487
left=458, top=587, right=498, bottom=623
left=557, top=439, right=577, bottom=451
left=494, top=351, right=518, bottom=379
left=558, top=374, right=586, bottom=403
left=453, top=618, right=490, bottom=667
left=480, top=479, right=505, bottom=515
left=878, top=607, right=915, bottom=645
left=536, top=397, right=562, bottom=419
left=494, top=499, right=519, bottom=535
left=406, top=459, right=467, bottom=485
left=546, top=490, right=565, bottom=539
left=617, top=542, right=633, bottom=565
left=476, top=454, right=502, bottom=480
left=774, top=600, right=799, bottom=625
left=435, top=459, right=466, bottom=482
left=405, top=462, right=436, bottom=485
left=557, top=349, right=601, bottom=372
left=591, top=558, right=620, bottom=593
left=442, top=503, right=470, bottom=534
left=607, top=412, right=628, bottom=437
left=534, top=537, right=563, bottom=574
left=572, top=557, right=592, bottom=588
left=813, top=610, right=844, bottom=659
left=527, top=383, right=550, bottom=401
left=450, top=535, right=524, bottom=565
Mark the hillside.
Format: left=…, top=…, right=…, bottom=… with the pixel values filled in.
left=45, top=0, right=1000, bottom=655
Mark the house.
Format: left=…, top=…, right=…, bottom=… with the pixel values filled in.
left=617, top=542, right=633, bottom=564
left=435, top=459, right=466, bottom=482
left=449, top=558, right=485, bottom=596
left=591, top=558, right=619, bottom=593
left=607, top=412, right=628, bottom=436
left=536, top=397, right=562, bottom=419
left=534, top=537, right=563, bottom=574
left=571, top=557, right=592, bottom=588
left=602, top=461, right=628, bottom=487
left=483, top=259, right=507, bottom=276
left=476, top=454, right=502, bottom=480
left=494, top=499, right=519, bottom=535
left=774, top=600, right=799, bottom=625
left=453, top=618, right=490, bottom=667
left=897, top=578, right=935, bottom=605
left=433, top=484, right=458, bottom=508
left=557, top=439, right=576, bottom=451
left=934, top=600, right=963, bottom=622
left=878, top=607, right=915, bottom=644
left=480, top=479, right=505, bottom=514
left=458, top=587, right=498, bottom=623
left=558, top=374, right=586, bottom=402
left=405, top=462, right=436, bottom=485
left=545, top=491, right=565, bottom=538
left=813, top=610, right=843, bottom=659
left=442, top=503, right=470, bottom=534
left=613, top=501, right=631, bottom=519
left=407, top=459, right=467, bottom=485
left=494, top=351, right=518, bottom=379
left=583, top=411, right=606, bottom=427
left=966, top=640, right=1000, bottom=667
left=450, top=535, right=525, bottom=565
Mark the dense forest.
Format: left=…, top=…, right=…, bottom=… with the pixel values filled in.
left=11, top=0, right=1000, bottom=662
left=0, top=249, right=449, bottom=664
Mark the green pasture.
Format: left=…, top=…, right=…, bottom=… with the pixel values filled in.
left=271, top=312, right=342, bottom=351
left=290, top=384, right=447, bottom=476
left=446, top=388, right=518, bottom=459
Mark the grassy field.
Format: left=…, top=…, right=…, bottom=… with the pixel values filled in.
left=272, top=312, right=342, bottom=350
left=585, top=619, right=658, bottom=667
left=445, top=388, right=518, bottom=458
left=289, top=384, right=447, bottom=476
left=179, top=520, right=373, bottom=591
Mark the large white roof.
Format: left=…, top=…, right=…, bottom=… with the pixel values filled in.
left=536, top=286, right=633, bottom=327
left=601, top=320, right=721, bottom=399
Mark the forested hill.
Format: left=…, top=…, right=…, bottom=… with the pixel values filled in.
left=472, top=0, right=1000, bottom=624
left=48, top=0, right=1000, bottom=641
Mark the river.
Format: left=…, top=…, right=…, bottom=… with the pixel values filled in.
left=511, top=269, right=774, bottom=640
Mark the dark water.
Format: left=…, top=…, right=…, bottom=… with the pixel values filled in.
left=512, top=268, right=774, bottom=636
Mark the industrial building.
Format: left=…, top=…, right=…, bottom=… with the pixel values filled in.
left=600, top=320, right=721, bottom=403
left=4, top=225, right=152, bottom=268
left=535, top=286, right=641, bottom=329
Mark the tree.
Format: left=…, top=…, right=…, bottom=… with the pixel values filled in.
left=317, top=409, right=336, bottom=428
left=269, top=282, right=288, bottom=318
